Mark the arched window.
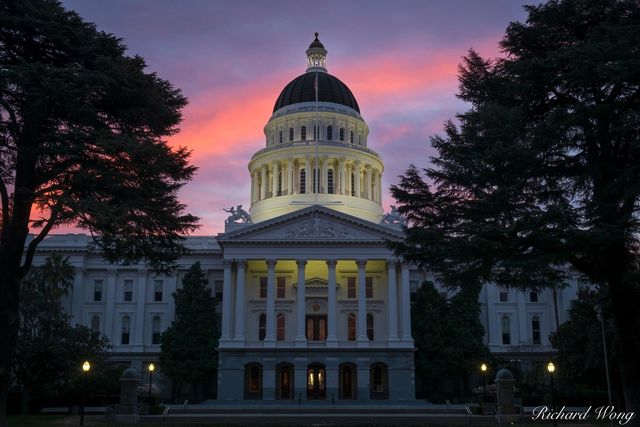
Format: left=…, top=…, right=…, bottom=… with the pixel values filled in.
left=501, top=316, right=511, bottom=345
left=258, top=313, right=266, bottom=341
left=244, top=363, right=263, bottom=399
left=91, top=315, right=100, bottom=334
left=339, top=363, right=357, bottom=400
left=152, top=316, right=161, bottom=345
left=299, top=169, right=306, bottom=194
left=276, top=363, right=294, bottom=400
left=350, top=130, right=354, bottom=143
left=366, top=313, right=374, bottom=341
left=350, top=172, right=355, bottom=196
left=347, top=313, right=356, bottom=341
left=532, top=316, right=541, bottom=345
left=279, top=130, right=283, bottom=144
left=370, top=363, right=389, bottom=399
left=276, top=313, right=286, bottom=341
left=121, top=316, right=130, bottom=345
left=327, top=169, right=334, bottom=194
left=301, top=126, right=307, bottom=141
left=327, top=125, right=333, bottom=141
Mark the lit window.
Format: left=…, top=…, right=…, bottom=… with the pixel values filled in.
left=123, top=279, right=133, bottom=302
left=367, top=313, right=374, bottom=341
left=154, top=280, right=163, bottom=302
left=258, top=313, right=266, bottom=341
left=91, top=315, right=100, bottom=333
left=289, top=127, right=294, bottom=141
left=93, top=280, right=103, bottom=302
left=121, top=316, right=130, bottom=345
left=277, top=313, right=286, bottom=341
left=499, top=289, right=508, bottom=302
left=530, top=291, right=538, bottom=302
left=347, top=277, right=356, bottom=299
left=301, top=126, right=306, bottom=141
left=366, top=277, right=373, bottom=299
left=501, top=316, right=511, bottom=345
left=299, top=169, right=306, bottom=194
left=277, top=277, right=286, bottom=299
left=532, top=316, right=541, bottom=345
left=347, top=314, right=356, bottom=341
left=259, top=277, right=267, bottom=299
left=152, top=316, right=161, bottom=345
left=327, top=169, right=334, bottom=194
left=339, top=127, right=345, bottom=141
left=327, top=125, right=333, bottom=141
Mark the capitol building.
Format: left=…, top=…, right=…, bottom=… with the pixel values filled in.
left=33, top=34, right=580, bottom=402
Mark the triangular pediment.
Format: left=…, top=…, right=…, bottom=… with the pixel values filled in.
left=217, top=205, right=403, bottom=244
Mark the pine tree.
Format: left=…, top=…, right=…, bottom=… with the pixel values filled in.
left=160, top=262, right=218, bottom=401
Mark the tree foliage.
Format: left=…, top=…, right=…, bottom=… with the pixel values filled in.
left=14, top=255, right=111, bottom=413
left=391, top=0, right=640, bottom=413
left=0, top=0, right=198, bottom=423
left=160, top=262, right=218, bottom=400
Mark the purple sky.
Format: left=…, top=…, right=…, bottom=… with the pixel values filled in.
left=61, top=0, right=529, bottom=235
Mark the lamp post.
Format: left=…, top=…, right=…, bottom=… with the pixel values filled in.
left=147, top=363, right=155, bottom=406
left=595, top=305, right=613, bottom=409
left=480, top=363, right=488, bottom=415
left=547, top=362, right=556, bottom=426
left=80, top=361, right=90, bottom=426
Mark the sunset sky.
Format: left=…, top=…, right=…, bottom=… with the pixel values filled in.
left=62, top=0, right=528, bottom=235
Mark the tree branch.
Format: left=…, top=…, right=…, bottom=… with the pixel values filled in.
left=0, top=175, right=9, bottom=236
left=0, top=97, right=20, bottom=140
left=20, top=206, right=60, bottom=275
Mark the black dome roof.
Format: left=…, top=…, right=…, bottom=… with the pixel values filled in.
left=273, top=72, right=360, bottom=113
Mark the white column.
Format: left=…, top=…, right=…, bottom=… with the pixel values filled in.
left=264, top=259, right=277, bottom=346
left=400, top=264, right=412, bottom=342
left=133, top=268, right=147, bottom=349
left=287, top=158, right=294, bottom=195
left=295, top=259, right=307, bottom=346
left=104, top=269, right=117, bottom=340
left=233, top=260, right=246, bottom=342
left=220, top=259, right=233, bottom=343
left=321, top=158, right=328, bottom=193
left=378, top=171, right=383, bottom=203
left=71, top=267, right=85, bottom=325
left=338, top=158, right=345, bottom=195
left=356, top=260, right=368, bottom=346
left=305, top=158, right=312, bottom=194
left=386, top=261, right=399, bottom=342
left=326, top=259, right=338, bottom=346
left=365, top=165, right=372, bottom=200
left=272, top=162, right=279, bottom=196
left=355, top=161, right=362, bottom=198
left=260, top=166, right=267, bottom=200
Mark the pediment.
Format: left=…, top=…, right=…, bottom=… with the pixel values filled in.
left=218, top=205, right=403, bottom=244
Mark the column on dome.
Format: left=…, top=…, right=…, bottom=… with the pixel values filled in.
left=295, top=259, right=307, bottom=346
left=326, top=259, right=338, bottom=346
left=260, top=165, right=267, bottom=200
left=321, top=157, right=328, bottom=193
left=305, top=157, right=313, bottom=194
left=233, top=259, right=246, bottom=342
left=365, top=164, right=372, bottom=200
left=264, top=259, right=277, bottom=347
left=400, top=264, right=412, bottom=342
left=220, top=259, right=234, bottom=343
left=355, top=161, right=362, bottom=198
left=356, top=260, right=369, bottom=346
left=287, top=158, right=294, bottom=195
left=387, top=261, right=399, bottom=342
left=272, top=162, right=279, bottom=197
left=378, top=170, right=383, bottom=204
left=338, top=158, right=346, bottom=195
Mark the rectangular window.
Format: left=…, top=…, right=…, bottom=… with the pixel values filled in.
left=123, top=279, right=133, bottom=302
left=258, top=314, right=266, bottom=341
left=347, top=277, right=356, bottom=299
left=366, top=277, right=373, bottom=299
left=301, top=126, right=306, bottom=141
left=532, top=317, right=541, bottom=345
left=367, top=314, right=374, bottom=341
left=154, top=280, right=163, bottom=302
left=347, top=314, right=356, bottom=341
left=93, top=280, right=103, bottom=302
left=350, top=130, right=354, bottom=143
left=214, top=279, right=224, bottom=301
left=279, top=130, right=283, bottom=144
left=277, top=314, right=285, bottom=341
left=259, top=277, right=267, bottom=299
left=152, top=316, right=162, bottom=345
left=299, top=169, right=306, bottom=194
left=499, top=290, right=508, bottom=302
left=501, top=316, right=511, bottom=345
left=339, top=127, right=345, bottom=141
left=327, top=125, right=333, bottom=141
left=289, top=127, right=294, bottom=141
left=277, top=277, right=286, bottom=299
left=529, top=292, right=539, bottom=302
left=121, top=317, right=130, bottom=345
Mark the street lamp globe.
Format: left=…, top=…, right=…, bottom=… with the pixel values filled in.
left=481, top=363, right=487, bottom=372
left=82, top=361, right=91, bottom=372
left=148, top=363, right=155, bottom=372
left=547, top=361, right=555, bottom=373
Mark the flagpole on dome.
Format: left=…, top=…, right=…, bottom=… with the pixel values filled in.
left=306, top=31, right=326, bottom=202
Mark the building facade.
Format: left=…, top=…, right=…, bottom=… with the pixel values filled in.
left=31, top=34, right=580, bottom=402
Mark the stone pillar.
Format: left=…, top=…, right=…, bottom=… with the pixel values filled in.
left=355, top=161, right=362, bottom=198
left=104, top=269, right=117, bottom=339
left=272, top=162, right=279, bottom=197
left=365, top=165, right=372, bottom=200
left=133, top=269, right=147, bottom=350
left=118, top=368, right=140, bottom=416
left=287, top=158, right=294, bottom=195
left=220, top=259, right=233, bottom=343
left=264, top=259, right=277, bottom=346
left=295, top=260, right=307, bottom=346
left=305, top=158, right=312, bottom=194
left=71, top=267, right=85, bottom=325
left=321, top=158, right=328, bottom=193
left=495, top=369, right=518, bottom=423
left=387, top=261, right=399, bottom=342
left=326, top=260, right=338, bottom=346
left=400, top=264, right=412, bottom=342
left=378, top=171, right=383, bottom=204
left=260, top=166, right=267, bottom=200
left=356, top=260, right=368, bottom=346
left=233, top=260, right=246, bottom=342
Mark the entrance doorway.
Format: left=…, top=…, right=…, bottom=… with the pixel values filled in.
left=306, top=315, right=327, bottom=341
left=306, top=364, right=326, bottom=399
left=339, top=363, right=357, bottom=399
left=276, top=363, right=293, bottom=400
